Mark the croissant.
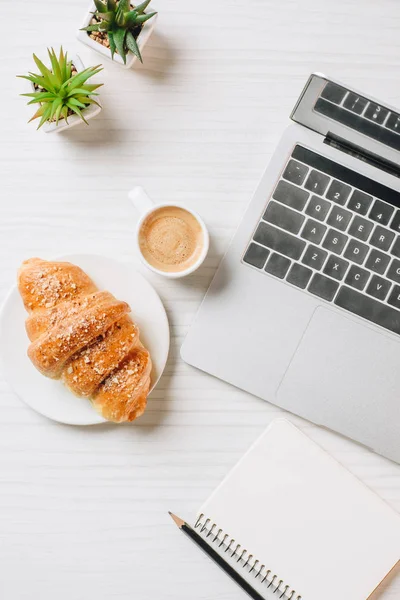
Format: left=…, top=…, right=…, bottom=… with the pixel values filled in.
left=17, top=258, right=152, bottom=423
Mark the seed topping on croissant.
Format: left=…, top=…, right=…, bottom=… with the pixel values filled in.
left=17, top=258, right=152, bottom=423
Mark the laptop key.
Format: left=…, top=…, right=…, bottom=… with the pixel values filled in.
left=386, top=259, right=400, bottom=284
left=366, top=275, right=391, bottom=301
left=386, top=113, right=400, bottom=133
left=253, top=222, right=306, bottom=260
left=325, top=180, right=351, bottom=205
left=263, top=201, right=305, bottom=235
left=389, top=210, right=400, bottom=233
left=304, top=170, right=330, bottom=196
left=282, top=159, right=309, bottom=185
left=369, top=199, right=394, bottom=226
left=347, top=190, right=373, bottom=216
left=343, top=239, right=369, bottom=265
left=348, top=216, right=373, bottom=242
left=323, top=255, right=349, bottom=281
left=343, top=93, right=368, bottom=115
left=365, top=249, right=390, bottom=275
left=301, top=219, right=326, bottom=244
left=272, top=180, right=309, bottom=211
left=308, top=273, right=339, bottom=301
left=369, top=225, right=395, bottom=251
left=387, top=285, right=400, bottom=310
left=302, top=245, right=328, bottom=270
left=344, top=265, right=370, bottom=290
left=265, top=253, right=291, bottom=279
left=322, top=229, right=348, bottom=254
left=243, top=243, right=269, bottom=269
left=286, top=263, right=312, bottom=289
left=320, top=82, right=347, bottom=104
left=391, top=236, right=400, bottom=258
left=364, top=103, right=389, bottom=125
left=305, top=195, right=330, bottom=221
left=326, top=205, right=352, bottom=232
left=335, top=286, right=400, bottom=336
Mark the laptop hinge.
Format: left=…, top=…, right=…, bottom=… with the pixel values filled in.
left=324, top=132, right=400, bottom=180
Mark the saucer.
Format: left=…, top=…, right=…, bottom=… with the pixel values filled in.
left=0, top=254, right=170, bottom=425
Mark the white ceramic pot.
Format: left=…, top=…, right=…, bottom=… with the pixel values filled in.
left=77, top=2, right=157, bottom=68
left=29, top=54, right=102, bottom=134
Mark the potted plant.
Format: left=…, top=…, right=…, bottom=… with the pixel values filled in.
left=77, top=0, right=157, bottom=68
left=18, top=47, right=103, bottom=133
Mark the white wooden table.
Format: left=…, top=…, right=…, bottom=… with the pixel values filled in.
left=1, top=0, right=400, bottom=598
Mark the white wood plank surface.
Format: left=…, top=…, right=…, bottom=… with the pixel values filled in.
left=1, top=0, right=399, bottom=598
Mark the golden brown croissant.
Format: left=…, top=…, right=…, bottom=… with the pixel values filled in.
left=17, top=258, right=152, bottom=423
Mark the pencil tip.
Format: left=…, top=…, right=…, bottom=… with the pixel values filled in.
left=169, top=511, right=185, bottom=528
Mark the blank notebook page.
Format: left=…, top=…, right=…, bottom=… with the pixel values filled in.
left=198, top=420, right=400, bottom=600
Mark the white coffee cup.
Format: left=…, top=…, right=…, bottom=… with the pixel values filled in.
left=129, top=187, right=209, bottom=279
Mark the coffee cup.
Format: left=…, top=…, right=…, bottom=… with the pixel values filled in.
left=129, top=187, right=209, bottom=278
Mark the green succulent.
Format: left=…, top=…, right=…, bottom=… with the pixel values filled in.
left=18, top=47, right=103, bottom=129
left=82, top=0, right=157, bottom=64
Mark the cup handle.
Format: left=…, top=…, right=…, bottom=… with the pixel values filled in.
left=128, top=186, right=154, bottom=215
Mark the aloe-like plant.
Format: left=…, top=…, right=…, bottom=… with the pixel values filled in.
left=18, top=48, right=103, bottom=129
left=82, top=0, right=157, bottom=64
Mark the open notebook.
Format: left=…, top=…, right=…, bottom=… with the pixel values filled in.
left=194, top=420, right=400, bottom=600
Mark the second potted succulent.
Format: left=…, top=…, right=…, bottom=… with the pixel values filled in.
left=78, top=0, right=157, bottom=68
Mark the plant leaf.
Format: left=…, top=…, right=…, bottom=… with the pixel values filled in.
left=32, top=54, right=58, bottom=91
left=37, top=103, right=53, bottom=129
left=108, top=31, right=116, bottom=59
left=113, top=27, right=127, bottom=63
left=63, top=66, right=103, bottom=91
left=48, top=47, right=61, bottom=80
left=27, top=93, right=56, bottom=105
left=125, top=30, right=142, bottom=62
left=55, top=101, right=63, bottom=125
left=124, top=11, right=140, bottom=26
left=18, top=74, right=46, bottom=88
left=61, top=105, right=69, bottom=123
left=50, top=97, right=63, bottom=120
left=69, top=86, right=101, bottom=96
left=93, top=0, right=108, bottom=12
left=135, top=11, right=156, bottom=23
left=83, top=83, right=103, bottom=92
left=134, top=0, right=152, bottom=13
left=81, top=23, right=103, bottom=32
left=59, top=47, right=67, bottom=80
left=67, top=103, right=89, bottom=125
left=107, top=0, right=116, bottom=10
left=76, top=96, right=101, bottom=107
left=28, top=105, right=46, bottom=122
left=67, top=97, right=87, bottom=109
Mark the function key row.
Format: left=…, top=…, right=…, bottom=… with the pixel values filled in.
left=320, top=82, right=400, bottom=134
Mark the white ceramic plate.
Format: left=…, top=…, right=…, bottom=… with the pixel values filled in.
left=0, top=254, right=170, bottom=425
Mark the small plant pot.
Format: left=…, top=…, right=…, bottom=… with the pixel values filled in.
left=77, top=2, right=157, bottom=68
left=29, top=54, right=102, bottom=133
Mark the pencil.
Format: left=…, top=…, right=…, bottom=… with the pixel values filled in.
left=169, top=512, right=265, bottom=600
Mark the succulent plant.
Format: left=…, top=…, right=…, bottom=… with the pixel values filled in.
left=18, top=48, right=103, bottom=129
left=82, top=0, right=157, bottom=64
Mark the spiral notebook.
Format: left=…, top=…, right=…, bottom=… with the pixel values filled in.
left=194, top=420, right=400, bottom=600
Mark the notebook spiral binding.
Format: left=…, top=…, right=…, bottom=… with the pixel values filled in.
left=195, top=513, right=302, bottom=600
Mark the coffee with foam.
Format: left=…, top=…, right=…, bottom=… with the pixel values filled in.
left=138, top=206, right=204, bottom=273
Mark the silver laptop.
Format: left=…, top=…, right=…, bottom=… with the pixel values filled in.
left=181, top=73, right=400, bottom=464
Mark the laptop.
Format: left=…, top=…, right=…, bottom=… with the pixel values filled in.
left=181, top=73, right=400, bottom=464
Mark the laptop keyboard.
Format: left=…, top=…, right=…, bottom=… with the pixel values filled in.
left=243, top=145, right=400, bottom=337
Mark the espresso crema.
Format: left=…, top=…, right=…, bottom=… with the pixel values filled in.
left=138, top=206, right=204, bottom=273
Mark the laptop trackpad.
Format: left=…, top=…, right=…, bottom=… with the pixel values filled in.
left=276, top=307, right=400, bottom=463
